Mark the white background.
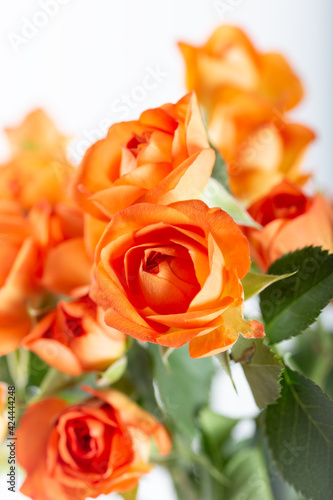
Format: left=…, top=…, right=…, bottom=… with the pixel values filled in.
left=0, top=0, right=332, bottom=192
left=0, top=1, right=332, bottom=499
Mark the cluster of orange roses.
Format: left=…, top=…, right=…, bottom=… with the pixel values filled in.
left=0, top=25, right=332, bottom=500
left=180, top=26, right=333, bottom=270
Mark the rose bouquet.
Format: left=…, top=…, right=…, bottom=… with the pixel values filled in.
left=0, top=25, right=332, bottom=500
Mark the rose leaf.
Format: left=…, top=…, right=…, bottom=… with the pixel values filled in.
left=265, top=367, right=333, bottom=500
left=260, top=247, right=333, bottom=344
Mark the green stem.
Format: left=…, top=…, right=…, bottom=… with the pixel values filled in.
left=174, top=435, right=229, bottom=486
left=28, top=368, right=76, bottom=404
left=6, top=349, right=30, bottom=402
left=17, top=348, right=30, bottom=387
left=6, top=351, right=19, bottom=386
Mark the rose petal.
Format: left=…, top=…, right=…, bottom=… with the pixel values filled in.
left=42, top=238, right=91, bottom=296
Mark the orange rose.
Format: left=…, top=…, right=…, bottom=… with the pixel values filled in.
left=37, top=201, right=92, bottom=297
left=23, top=295, right=126, bottom=376
left=208, top=89, right=315, bottom=203
left=244, top=180, right=333, bottom=271
left=0, top=109, right=73, bottom=210
left=72, top=93, right=215, bottom=227
left=0, top=200, right=91, bottom=354
left=5, top=109, right=68, bottom=158
left=92, top=200, right=264, bottom=358
left=179, top=26, right=303, bottom=113
left=0, top=200, right=39, bottom=354
left=17, top=388, right=171, bottom=500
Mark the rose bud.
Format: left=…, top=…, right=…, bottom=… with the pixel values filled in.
left=244, top=180, right=333, bottom=271
left=23, top=295, right=126, bottom=376
left=92, top=200, right=264, bottom=358
left=17, top=388, right=171, bottom=500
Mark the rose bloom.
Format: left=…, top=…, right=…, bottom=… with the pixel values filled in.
left=72, top=93, right=215, bottom=252
left=179, top=26, right=303, bottom=113
left=92, top=200, right=264, bottom=358
left=0, top=109, right=73, bottom=210
left=17, top=387, right=171, bottom=500
left=0, top=200, right=39, bottom=354
left=244, top=180, right=333, bottom=271
left=0, top=200, right=91, bottom=354
left=37, top=201, right=91, bottom=297
left=23, top=295, right=126, bottom=376
left=207, top=89, right=315, bottom=204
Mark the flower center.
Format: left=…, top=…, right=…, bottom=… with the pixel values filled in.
left=139, top=246, right=200, bottom=314
left=126, top=132, right=151, bottom=158
left=142, top=251, right=165, bottom=274
left=75, top=426, right=92, bottom=453
left=250, top=192, right=309, bottom=226
left=65, top=315, right=85, bottom=337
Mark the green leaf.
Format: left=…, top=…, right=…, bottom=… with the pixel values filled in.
left=201, top=178, right=262, bottom=229
left=210, top=142, right=230, bottom=192
left=266, top=367, right=333, bottom=500
left=0, top=356, right=14, bottom=386
left=224, top=448, right=274, bottom=500
left=199, top=407, right=238, bottom=464
left=97, top=356, right=127, bottom=387
left=27, top=352, right=49, bottom=388
left=126, top=342, right=157, bottom=414
left=260, top=247, right=333, bottom=344
left=231, top=335, right=256, bottom=364
left=241, top=340, right=283, bottom=409
left=217, top=351, right=237, bottom=391
left=242, top=270, right=297, bottom=301
left=231, top=337, right=282, bottom=409
left=149, top=344, right=214, bottom=440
